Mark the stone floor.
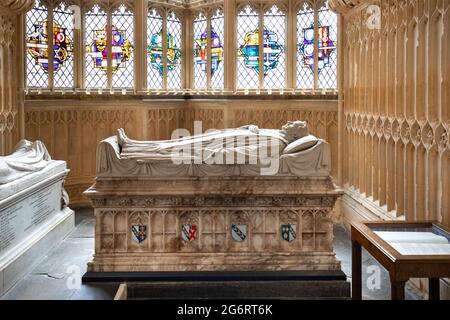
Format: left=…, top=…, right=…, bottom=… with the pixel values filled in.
left=1, top=208, right=422, bottom=300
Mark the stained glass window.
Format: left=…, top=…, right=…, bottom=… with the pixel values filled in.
left=111, top=4, right=134, bottom=89
left=318, top=2, right=337, bottom=89
left=210, top=9, right=224, bottom=90
left=147, top=8, right=163, bottom=89
left=193, top=13, right=207, bottom=90
left=24, top=1, right=337, bottom=94
left=237, top=5, right=259, bottom=89
left=53, top=2, right=74, bottom=88
left=26, top=0, right=49, bottom=88
left=85, top=5, right=107, bottom=89
left=193, top=9, right=224, bottom=91
left=263, top=6, right=285, bottom=89
left=297, top=1, right=337, bottom=90
left=166, top=12, right=182, bottom=90
left=297, top=3, right=315, bottom=89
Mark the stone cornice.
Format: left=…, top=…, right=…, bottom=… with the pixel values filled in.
left=0, top=0, right=36, bottom=14
left=328, top=0, right=374, bottom=14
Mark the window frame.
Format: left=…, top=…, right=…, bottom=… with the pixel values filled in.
left=24, top=0, right=338, bottom=96
left=82, top=2, right=136, bottom=91
left=192, top=6, right=224, bottom=91
left=295, top=0, right=338, bottom=91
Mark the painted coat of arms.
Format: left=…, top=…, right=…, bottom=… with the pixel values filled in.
left=281, top=224, right=296, bottom=242
left=131, top=225, right=147, bottom=243
left=181, top=224, right=197, bottom=242
left=231, top=224, right=247, bottom=242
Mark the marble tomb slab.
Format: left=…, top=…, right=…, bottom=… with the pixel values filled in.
left=0, top=140, right=74, bottom=296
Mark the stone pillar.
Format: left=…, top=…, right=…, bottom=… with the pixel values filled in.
left=0, top=0, right=34, bottom=155
left=223, top=0, right=235, bottom=93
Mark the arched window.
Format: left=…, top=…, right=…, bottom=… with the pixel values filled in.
left=53, top=2, right=74, bottom=88
left=237, top=5, right=259, bottom=89
left=263, top=5, right=286, bottom=89
left=166, top=12, right=182, bottom=90
left=317, top=1, right=337, bottom=89
left=111, top=4, right=134, bottom=89
left=297, top=1, right=337, bottom=90
left=147, top=8, right=163, bottom=89
left=237, top=4, right=286, bottom=90
left=193, top=12, right=208, bottom=90
left=24, top=1, right=337, bottom=94
left=85, top=4, right=108, bottom=89
left=146, top=8, right=182, bottom=90
left=84, top=3, right=134, bottom=90
left=26, top=0, right=50, bottom=88
left=26, top=0, right=74, bottom=89
left=297, top=3, right=315, bottom=89
left=210, top=9, right=224, bottom=90
left=193, top=8, right=224, bottom=91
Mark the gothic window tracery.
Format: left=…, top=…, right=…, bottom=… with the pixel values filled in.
left=111, top=4, right=134, bottom=89
left=25, top=0, right=338, bottom=94
left=193, top=8, right=224, bottom=91
left=146, top=8, right=183, bottom=90
left=297, top=1, right=337, bottom=90
left=26, top=0, right=50, bottom=88
left=85, top=4, right=108, bottom=89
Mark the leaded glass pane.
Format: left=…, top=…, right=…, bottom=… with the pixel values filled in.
left=210, top=9, right=224, bottom=90
left=237, top=5, right=259, bottom=89
left=263, top=5, right=285, bottom=89
left=166, top=12, right=182, bottom=90
left=53, top=2, right=74, bottom=88
left=85, top=5, right=107, bottom=89
left=297, top=3, right=315, bottom=89
left=147, top=8, right=163, bottom=89
left=111, top=4, right=134, bottom=89
left=193, top=13, right=207, bottom=90
left=318, top=2, right=338, bottom=89
left=26, top=0, right=49, bottom=88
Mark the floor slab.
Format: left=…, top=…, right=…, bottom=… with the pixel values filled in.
left=1, top=208, right=423, bottom=300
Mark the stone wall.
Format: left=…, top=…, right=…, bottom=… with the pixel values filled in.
left=336, top=0, right=450, bottom=298
left=24, top=97, right=339, bottom=205
left=0, top=1, right=34, bottom=155
left=340, top=0, right=450, bottom=226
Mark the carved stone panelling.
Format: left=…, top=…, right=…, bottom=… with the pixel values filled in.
left=25, top=101, right=338, bottom=205
left=342, top=0, right=450, bottom=227
left=92, top=204, right=338, bottom=270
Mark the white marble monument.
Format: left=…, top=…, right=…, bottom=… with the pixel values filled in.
left=0, top=140, right=74, bottom=296
left=85, top=121, right=343, bottom=273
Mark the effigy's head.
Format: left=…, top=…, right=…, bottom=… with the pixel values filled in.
left=281, top=121, right=309, bottom=143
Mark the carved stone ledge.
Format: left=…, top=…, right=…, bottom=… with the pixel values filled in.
left=0, top=0, right=35, bottom=15
left=85, top=175, right=343, bottom=272
left=89, top=195, right=340, bottom=209
left=344, top=112, right=450, bottom=153
left=328, top=0, right=369, bottom=14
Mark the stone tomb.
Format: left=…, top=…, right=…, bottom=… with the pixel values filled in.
left=85, top=176, right=343, bottom=272
left=84, top=123, right=344, bottom=274
left=0, top=140, right=74, bottom=296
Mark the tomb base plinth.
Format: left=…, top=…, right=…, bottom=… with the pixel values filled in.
left=0, top=162, right=74, bottom=296
left=85, top=176, right=343, bottom=273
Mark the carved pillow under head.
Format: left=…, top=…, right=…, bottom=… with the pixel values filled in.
left=282, top=135, right=318, bottom=155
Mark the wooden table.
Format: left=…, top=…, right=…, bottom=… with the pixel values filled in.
left=351, top=221, right=450, bottom=300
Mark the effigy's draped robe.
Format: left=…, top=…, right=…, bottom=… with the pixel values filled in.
left=0, top=140, right=51, bottom=185
left=118, top=126, right=287, bottom=162
left=96, top=124, right=331, bottom=177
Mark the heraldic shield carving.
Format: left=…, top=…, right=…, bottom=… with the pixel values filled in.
left=231, top=224, right=247, bottom=242
left=181, top=224, right=197, bottom=242
left=132, top=225, right=147, bottom=243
